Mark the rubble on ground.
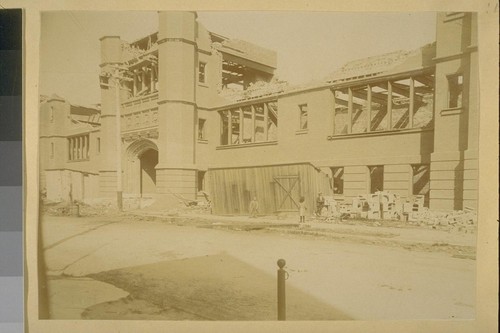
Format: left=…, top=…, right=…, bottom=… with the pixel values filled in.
left=42, top=200, right=119, bottom=217
left=408, top=207, right=477, bottom=232
left=318, top=191, right=476, bottom=233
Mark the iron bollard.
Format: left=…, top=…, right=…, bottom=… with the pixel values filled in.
left=277, top=258, right=286, bottom=320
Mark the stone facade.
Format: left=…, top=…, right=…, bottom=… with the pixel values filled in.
left=39, top=12, right=479, bottom=212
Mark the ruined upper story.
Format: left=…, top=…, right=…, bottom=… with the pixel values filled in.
left=214, top=42, right=437, bottom=151
left=98, top=12, right=277, bottom=112
left=40, top=94, right=101, bottom=138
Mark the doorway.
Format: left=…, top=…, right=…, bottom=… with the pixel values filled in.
left=139, top=149, right=158, bottom=195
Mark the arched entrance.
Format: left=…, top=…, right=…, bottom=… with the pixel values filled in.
left=139, top=149, right=158, bottom=194
left=125, top=139, right=159, bottom=196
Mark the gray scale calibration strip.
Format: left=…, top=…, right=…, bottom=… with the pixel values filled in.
left=0, top=8, right=24, bottom=333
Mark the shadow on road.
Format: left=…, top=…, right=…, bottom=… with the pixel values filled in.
left=85, top=253, right=353, bottom=321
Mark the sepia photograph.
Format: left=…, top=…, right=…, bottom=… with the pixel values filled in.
left=36, top=9, right=480, bottom=321
left=23, top=2, right=497, bottom=332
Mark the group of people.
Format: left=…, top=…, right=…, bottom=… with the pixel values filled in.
left=249, top=192, right=326, bottom=224
left=299, top=192, right=325, bottom=223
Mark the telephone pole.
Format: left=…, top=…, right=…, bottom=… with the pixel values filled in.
left=102, top=65, right=132, bottom=211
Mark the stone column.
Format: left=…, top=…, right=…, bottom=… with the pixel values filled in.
left=429, top=13, right=477, bottom=210
left=98, top=35, right=123, bottom=199
left=155, top=11, right=198, bottom=204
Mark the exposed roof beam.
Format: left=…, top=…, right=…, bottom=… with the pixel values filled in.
left=348, top=89, right=388, bottom=105
left=413, top=86, right=434, bottom=94
left=222, top=67, right=246, bottom=76
left=413, top=75, right=434, bottom=87
left=222, top=71, right=243, bottom=77
left=335, top=97, right=365, bottom=110
left=222, top=76, right=244, bottom=85
left=329, top=68, right=434, bottom=91
left=372, top=82, right=424, bottom=104
left=392, top=82, right=433, bottom=98
left=390, top=83, right=425, bottom=103
left=392, top=82, right=433, bottom=94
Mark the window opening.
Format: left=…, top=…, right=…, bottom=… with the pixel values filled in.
left=299, top=104, right=308, bottom=130
left=369, top=165, right=384, bottom=193
left=199, top=62, right=207, bottom=84
left=198, top=118, right=207, bottom=140
left=331, top=167, right=344, bottom=194
left=448, top=74, right=463, bottom=108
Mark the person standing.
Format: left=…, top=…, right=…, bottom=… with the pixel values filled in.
left=299, top=196, right=307, bottom=223
left=249, top=197, right=259, bottom=218
left=316, top=192, right=325, bottom=216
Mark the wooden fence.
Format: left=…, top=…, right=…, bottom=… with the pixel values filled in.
left=207, top=163, right=332, bottom=215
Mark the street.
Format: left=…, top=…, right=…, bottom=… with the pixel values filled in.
left=40, top=213, right=476, bottom=320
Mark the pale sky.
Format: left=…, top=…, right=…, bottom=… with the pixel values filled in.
left=40, top=11, right=436, bottom=106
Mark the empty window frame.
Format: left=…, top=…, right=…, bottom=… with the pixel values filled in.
left=131, top=66, right=156, bottom=97
left=220, top=111, right=229, bottom=145
left=412, top=164, right=430, bottom=207
left=97, top=137, right=101, bottom=154
left=267, top=102, right=278, bottom=141
left=369, top=165, right=384, bottom=193
left=198, top=118, right=207, bottom=140
left=197, top=170, right=206, bottom=192
left=230, top=110, right=240, bottom=144
left=68, top=134, right=90, bottom=161
left=299, top=104, right=308, bottom=130
left=242, top=106, right=253, bottom=143
left=331, top=167, right=344, bottom=194
left=447, top=73, right=463, bottom=108
left=199, top=62, right=207, bottom=84
left=254, top=104, right=266, bottom=142
left=219, top=102, right=278, bottom=145
left=333, top=108, right=348, bottom=135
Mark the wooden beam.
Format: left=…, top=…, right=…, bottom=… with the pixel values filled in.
left=251, top=105, right=256, bottom=143
left=409, top=77, right=414, bottom=129
left=332, top=90, right=336, bottom=135
left=387, top=81, right=392, bottom=130
left=141, top=68, right=146, bottom=92
left=391, top=81, right=432, bottom=94
left=388, top=82, right=410, bottom=98
left=133, top=70, right=137, bottom=96
left=83, top=135, right=87, bottom=159
left=391, top=82, right=424, bottom=103
left=69, top=138, right=72, bottom=160
left=367, top=84, right=372, bottom=132
left=413, top=86, right=433, bottom=94
left=374, top=81, right=424, bottom=105
left=239, top=107, right=244, bottom=144
left=347, top=87, right=353, bottom=134
left=228, top=111, right=233, bottom=145
left=334, top=97, right=364, bottom=110
left=351, top=89, right=387, bottom=105
left=150, top=66, right=154, bottom=93
left=263, top=103, right=268, bottom=141
left=413, top=75, right=434, bottom=87
left=390, top=82, right=409, bottom=95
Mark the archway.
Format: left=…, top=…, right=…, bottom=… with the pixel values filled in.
left=139, top=149, right=158, bottom=195
left=125, top=139, right=159, bottom=196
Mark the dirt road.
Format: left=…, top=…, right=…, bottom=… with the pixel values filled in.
left=40, top=214, right=476, bottom=320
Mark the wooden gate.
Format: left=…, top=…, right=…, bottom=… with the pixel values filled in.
left=273, top=175, right=301, bottom=212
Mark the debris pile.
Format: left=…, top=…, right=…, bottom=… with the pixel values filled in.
left=408, top=207, right=477, bottom=231
left=220, top=79, right=288, bottom=102
left=321, top=191, right=476, bottom=232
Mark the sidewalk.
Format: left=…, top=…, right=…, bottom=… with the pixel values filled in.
left=129, top=210, right=477, bottom=249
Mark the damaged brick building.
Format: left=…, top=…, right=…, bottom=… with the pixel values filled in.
left=39, top=12, right=479, bottom=214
